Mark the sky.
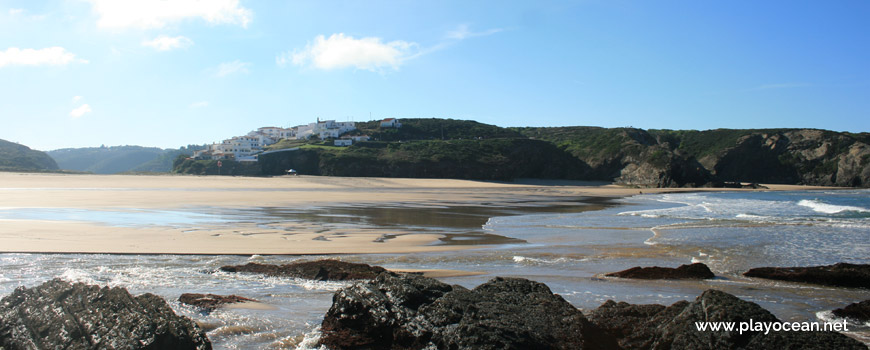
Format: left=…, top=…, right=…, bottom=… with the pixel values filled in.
left=1, top=0, right=868, bottom=151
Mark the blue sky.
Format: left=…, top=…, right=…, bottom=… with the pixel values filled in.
left=1, top=0, right=868, bottom=150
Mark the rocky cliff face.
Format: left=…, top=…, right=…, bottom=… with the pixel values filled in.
left=521, top=127, right=870, bottom=187
left=707, top=130, right=870, bottom=187
left=0, top=279, right=211, bottom=350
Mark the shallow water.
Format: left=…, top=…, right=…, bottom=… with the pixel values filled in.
left=1, top=190, right=869, bottom=348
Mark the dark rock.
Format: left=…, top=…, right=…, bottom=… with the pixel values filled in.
left=0, top=278, right=211, bottom=350
left=219, top=259, right=388, bottom=281
left=606, top=263, right=715, bottom=280
left=319, top=272, right=617, bottom=350
left=832, top=299, right=870, bottom=323
left=590, top=300, right=688, bottom=349
left=179, top=293, right=258, bottom=312
left=590, top=289, right=865, bottom=350
left=743, top=263, right=870, bottom=288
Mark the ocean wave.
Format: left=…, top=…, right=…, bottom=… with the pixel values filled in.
left=798, top=199, right=870, bottom=214
left=512, top=255, right=586, bottom=265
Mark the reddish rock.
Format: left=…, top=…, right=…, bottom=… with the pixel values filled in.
left=743, top=263, right=870, bottom=288
left=219, top=259, right=387, bottom=281
left=605, top=263, right=715, bottom=280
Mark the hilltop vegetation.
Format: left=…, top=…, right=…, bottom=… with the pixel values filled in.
left=349, top=118, right=523, bottom=141
left=173, top=118, right=870, bottom=188
left=48, top=145, right=202, bottom=174
left=0, top=139, right=59, bottom=172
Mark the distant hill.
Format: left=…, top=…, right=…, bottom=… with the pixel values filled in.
left=0, top=139, right=59, bottom=172
left=48, top=145, right=202, bottom=174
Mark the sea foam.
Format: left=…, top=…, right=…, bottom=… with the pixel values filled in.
left=798, top=199, right=870, bottom=214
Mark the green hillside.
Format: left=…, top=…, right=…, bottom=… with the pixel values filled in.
left=47, top=145, right=202, bottom=174
left=0, top=139, right=59, bottom=171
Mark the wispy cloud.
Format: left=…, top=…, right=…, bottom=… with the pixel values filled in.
left=189, top=101, right=209, bottom=108
left=216, top=60, right=250, bottom=77
left=0, top=47, right=88, bottom=68
left=446, top=24, right=504, bottom=40
left=280, top=33, right=418, bottom=72
left=70, top=104, right=92, bottom=118
left=8, top=8, right=47, bottom=20
left=142, top=35, right=194, bottom=51
left=72, top=96, right=83, bottom=103
left=85, top=0, right=252, bottom=29
left=747, top=83, right=812, bottom=91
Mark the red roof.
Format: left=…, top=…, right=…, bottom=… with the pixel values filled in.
left=382, top=118, right=395, bottom=122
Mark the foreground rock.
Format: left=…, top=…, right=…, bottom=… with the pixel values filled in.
left=590, top=290, right=865, bottom=350
left=319, top=273, right=865, bottom=350
left=743, top=262, right=870, bottom=288
left=606, top=263, right=715, bottom=280
left=833, top=299, right=870, bottom=323
left=319, top=272, right=618, bottom=350
left=0, top=279, right=211, bottom=349
left=220, top=259, right=387, bottom=281
left=179, top=293, right=258, bottom=312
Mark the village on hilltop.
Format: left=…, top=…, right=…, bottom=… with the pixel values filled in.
left=193, top=118, right=401, bottom=162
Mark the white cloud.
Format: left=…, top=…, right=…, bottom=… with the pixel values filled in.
left=216, top=60, right=250, bottom=77
left=142, top=35, right=193, bottom=51
left=85, top=0, right=252, bottom=29
left=283, top=33, right=417, bottom=72
left=70, top=104, right=92, bottom=118
left=9, top=8, right=24, bottom=15
left=446, top=24, right=503, bottom=40
left=189, top=101, right=209, bottom=108
left=72, top=96, right=83, bottom=103
left=0, top=47, right=88, bottom=68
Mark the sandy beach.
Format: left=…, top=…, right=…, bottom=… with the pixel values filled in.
left=0, top=172, right=835, bottom=255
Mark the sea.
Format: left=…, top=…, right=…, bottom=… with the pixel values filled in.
left=1, top=189, right=869, bottom=348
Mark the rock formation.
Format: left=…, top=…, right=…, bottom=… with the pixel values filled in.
left=832, top=299, right=870, bottom=324
left=590, top=290, right=865, bottom=350
left=606, top=263, right=715, bottom=280
left=743, top=263, right=870, bottom=288
left=317, top=273, right=866, bottom=349
left=0, top=279, right=211, bottom=349
left=219, top=259, right=387, bottom=281
left=318, top=272, right=617, bottom=350
left=178, top=293, right=258, bottom=312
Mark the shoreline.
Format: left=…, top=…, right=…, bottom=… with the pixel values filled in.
left=0, top=172, right=851, bottom=255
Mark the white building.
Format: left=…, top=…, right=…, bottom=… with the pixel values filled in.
left=380, top=118, right=401, bottom=128
left=296, top=119, right=356, bottom=140
left=194, top=131, right=276, bottom=161
left=257, top=126, right=296, bottom=140
left=193, top=118, right=358, bottom=162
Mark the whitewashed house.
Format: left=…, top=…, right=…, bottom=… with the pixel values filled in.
left=380, top=118, right=401, bottom=128
left=295, top=119, right=356, bottom=140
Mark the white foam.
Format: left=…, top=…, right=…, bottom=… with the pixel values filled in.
left=512, top=256, right=580, bottom=265
left=798, top=199, right=870, bottom=214
left=59, top=269, right=99, bottom=285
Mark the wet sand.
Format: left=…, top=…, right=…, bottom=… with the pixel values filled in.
left=0, top=172, right=835, bottom=255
